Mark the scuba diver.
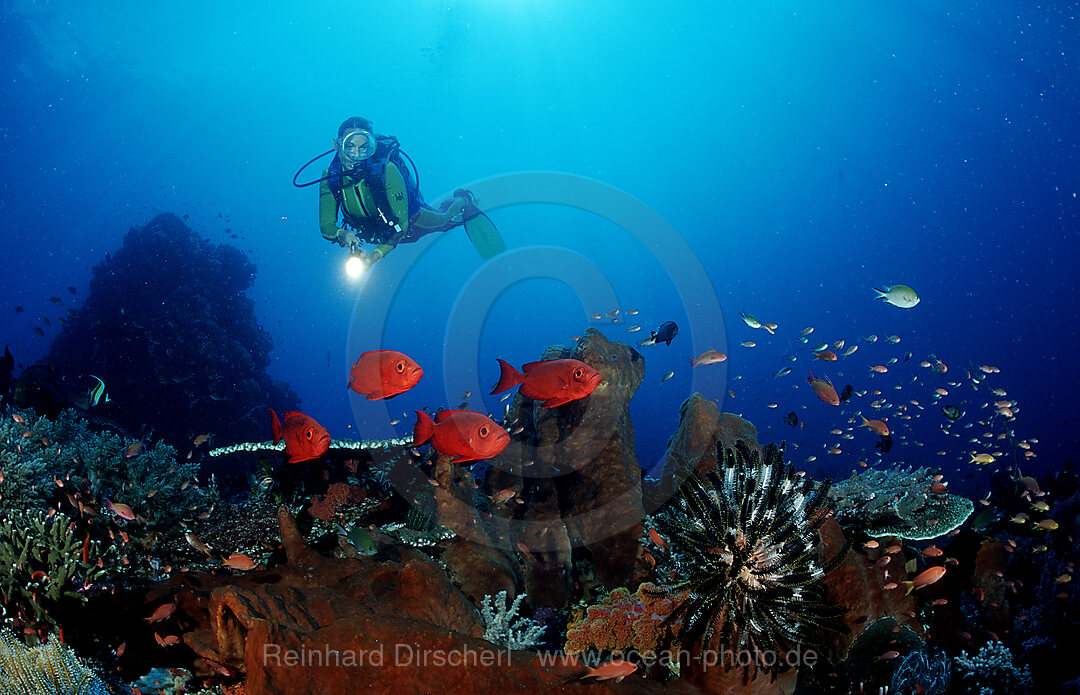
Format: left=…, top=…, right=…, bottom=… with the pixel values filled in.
left=294, top=116, right=505, bottom=266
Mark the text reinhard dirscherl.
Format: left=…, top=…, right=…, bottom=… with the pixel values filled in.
left=261, top=643, right=818, bottom=671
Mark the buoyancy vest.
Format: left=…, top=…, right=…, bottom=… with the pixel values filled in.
left=328, top=136, right=415, bottom=244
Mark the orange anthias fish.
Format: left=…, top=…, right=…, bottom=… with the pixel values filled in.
left=581, top=658, right=639, bottom=682
left=268, top=408, right=331, bottom=463
left=145, top=603, right=176, bottom=623
left=104, top=499, right=136, bottom=520
left=413, top=410, right=510, bottom=463
left=860, top=416, right=890, bottom=436
left=807, top=372, right=840, bottom=406
left=905, top=565, right=947, bottom=593
left=491, top=358, right=601, bottom=408
left=690, top=349, right=728, bottom=367
left=814, top=350, right=838, bottom=362
left=347, top=350, right=423, bottom=400
left=223, top=553, right=258, bottom=571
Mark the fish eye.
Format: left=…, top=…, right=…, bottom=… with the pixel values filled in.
left=574, top=368, right=583, bottom=379
left=305, top=429, right=313, bottom=440
left=479, top=426, right=489, bottom=437
left=396, top=361, right=405, bottom=373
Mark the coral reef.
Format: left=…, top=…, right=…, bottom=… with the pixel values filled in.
left=44, top=213, right=299, bottom=447
left=0, top=509, right=110, bottom=630
left=479, top=590, right=545, bottom=650
left=0, top=407, right=215, bottom=528
left=828, top=465, right=974, bottom=540
left=954, top=641, right=1033, bottom=695
left=0, top=627, right=109, bottom=694
left=180, top=508, right=688, bottom=695
left=650, top=440, right=847, bottom=677
left=563, top=583, right=681, bottom=656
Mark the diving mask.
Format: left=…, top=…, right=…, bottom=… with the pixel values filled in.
left=338, top=129, right=377, bottom=167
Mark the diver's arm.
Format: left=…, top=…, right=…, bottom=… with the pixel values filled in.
left=318, top=172, right=347, bottom=244
left=369, top=243, right=395, bottom=262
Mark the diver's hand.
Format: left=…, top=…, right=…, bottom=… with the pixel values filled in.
left=337, top=229, right=359, bottom=252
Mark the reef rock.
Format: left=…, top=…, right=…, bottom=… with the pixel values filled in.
left=485, top=328, right=648, bottom=607
left=972, top=538, right=1010, bottom=632
left=181, top=508, right=696, bottom=695
left=429, top=450, right=522, bottom=604
left=656, top=393, right=761, bottom=504
left=818, top=518, right=922, bottom=657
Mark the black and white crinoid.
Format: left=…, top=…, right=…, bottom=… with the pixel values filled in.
left=651, top=440, right=848, bottom=675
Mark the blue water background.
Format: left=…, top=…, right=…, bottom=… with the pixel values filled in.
left=1, top=1, right=1077, bottom=492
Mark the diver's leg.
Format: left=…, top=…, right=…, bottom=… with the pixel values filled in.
left=411, top=197, right=468, bottom=233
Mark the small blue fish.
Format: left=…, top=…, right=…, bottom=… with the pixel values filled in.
left=88, top=375, right=111, bottom=407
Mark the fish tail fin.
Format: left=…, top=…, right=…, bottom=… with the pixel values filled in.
left=268, top=408, right=282, bottom=444
left=873, top=287, right=888, bottom=300
left=413, top=410, right=435, bottom=445
left=491, top=359, right=523, bottom=395
left=902, top=581, right=915, bottom=595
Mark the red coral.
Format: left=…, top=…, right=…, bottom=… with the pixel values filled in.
left=308, top=482, right=366, bottom=521
left=564, top=583, right=683, bottom=655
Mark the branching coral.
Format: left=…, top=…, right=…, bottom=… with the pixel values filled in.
left=828, top=466, right=973, bottom=541
left=0, top=409, right=215, bottom=527
left=0, top=510, right=111, bottom=630
left=564, top=583, right=681, bottom=656
left=650, top=440, right=847, bottom=676
left=954, top=641, right=1032, bottom=695
left=0, top=627, right=109, bottom=695
left=480, top=591, right=545, bottom=650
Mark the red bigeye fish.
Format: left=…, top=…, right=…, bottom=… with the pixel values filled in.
left=807, top=371, right=840, bottom=406
left=268, top=408, right=331, bottom=463
left=348, top=350, right=423, bottom=400
left=413, top=410, right=509, bottom=463
left=491, top=358, right=602, bottom=408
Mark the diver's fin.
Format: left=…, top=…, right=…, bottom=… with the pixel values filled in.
left=464, top=212, right=506, bottom=259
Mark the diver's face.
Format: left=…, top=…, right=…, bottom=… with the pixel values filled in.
left=337, top=129, right=370, bottom=168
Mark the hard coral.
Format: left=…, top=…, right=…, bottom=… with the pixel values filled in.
left=0, top=408, right=215, bottom=528
left=45, top=213, right=299, bottom=447
left=479, top=590, right=546, bottom=650
left=829, top=465, right=974, bottom=541
left=0, top=509, right=111, bottom=631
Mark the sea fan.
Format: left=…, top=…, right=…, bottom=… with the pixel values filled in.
left=652, top=441, right=847, bottom=675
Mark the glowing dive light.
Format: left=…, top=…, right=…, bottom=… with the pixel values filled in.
left=345, top=254, right=367, bottom=280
